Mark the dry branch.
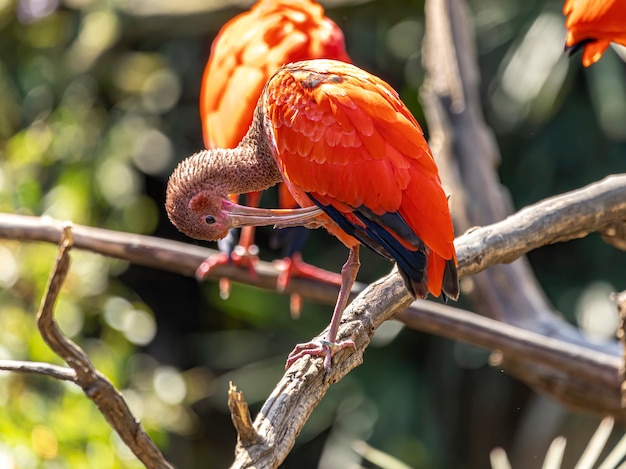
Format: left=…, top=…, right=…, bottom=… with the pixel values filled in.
left=228, top=382, right=261, bottom=447
left=2, top=173, right=626, bottom=302
left=0, top=172, right=625, bottom=468
left=35, top=225, right=174, bottom=469
left=455, top=174, right=626, bottom=278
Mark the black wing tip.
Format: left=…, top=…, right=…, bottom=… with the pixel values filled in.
left=398, top=268, right=429, bottom=299
left=564, top=37, right=597, bottom=57
left=398, top=258, right=459, bottom=303
left=442, top=259, right=460, bottom=302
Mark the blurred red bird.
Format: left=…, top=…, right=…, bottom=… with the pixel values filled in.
left=198, top=0, right=351, bottom=304
left=563, top=0, right=626, bottom=66
left=166, top=59, right=459, bottom=371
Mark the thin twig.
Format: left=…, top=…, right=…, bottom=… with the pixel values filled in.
left=36, top=224, right=174, bottom=469
left=0, top=359, right=76, bottom=382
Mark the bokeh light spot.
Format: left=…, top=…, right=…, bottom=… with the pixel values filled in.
left=576, top=281, right=618, bottom=340
left=153, top=366, right=187, bottom=405
left=0, top=245, right=19, bottom=288
left=132, top=129, right=173, bottom=175
left=386, top=19, right=422, bottom=60
left=141, top=68, right=181, bottom=114
left=97, top=160, right=140, bottom=207
left=31, top=425, right=58, bottom=459
left=121, top=308, right=156, bottom=346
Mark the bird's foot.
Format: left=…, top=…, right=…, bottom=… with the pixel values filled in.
left=274, top=252, right=343, bottom=292
left=274, top=253, right=343, bottom=318
left=195, top=244, right=260, bottom=299
left=285, top=338, right=356, bottom=372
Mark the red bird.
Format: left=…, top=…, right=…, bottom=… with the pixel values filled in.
left=198, top=0, right=351, bottom=305
left=563, top=0, right=626, bottom=66
left=167, top=60, right=459, bottom=371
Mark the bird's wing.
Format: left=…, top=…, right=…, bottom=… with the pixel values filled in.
left=265, top=60, right=456, bottom=263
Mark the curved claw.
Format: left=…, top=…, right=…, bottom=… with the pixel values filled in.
left=285, top=338, right=356, bottom=372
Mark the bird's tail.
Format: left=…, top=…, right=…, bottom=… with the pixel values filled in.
left=404, top=253, right=459, bottom=302
left=306, top=194, right=459, bottom=301
left=441, top=259, right=459, bottom=302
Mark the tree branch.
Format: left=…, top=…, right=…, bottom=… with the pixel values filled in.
left=36, top=224, right=174, bottom=469
left=1, top=168, right=625, bottom=468
left=456, top=174, right=626, bottom=278
left=2, top=173, right=626, bottom=302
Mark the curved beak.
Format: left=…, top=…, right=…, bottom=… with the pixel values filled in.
left=222, top=200, right=324, bottom=229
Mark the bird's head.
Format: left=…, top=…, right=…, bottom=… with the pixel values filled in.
left=166, top=155, right=232, bottom=241
left=166, top=150, right=324, bottom=242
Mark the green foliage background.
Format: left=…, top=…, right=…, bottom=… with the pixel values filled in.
left=0, top=0, right=625, bottom=467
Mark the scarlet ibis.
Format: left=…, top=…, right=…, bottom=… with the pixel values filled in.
left=167, top=60, right=459, bottom=371
left=563, top=0, right=626, bottom=66
left=198, top=0, right=351, bottom=305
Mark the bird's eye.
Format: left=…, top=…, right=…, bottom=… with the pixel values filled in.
left=205, top=215, right=216, bottom=225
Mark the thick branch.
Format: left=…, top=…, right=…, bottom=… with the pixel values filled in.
left=456, top=174, right=626, bottom=278
left=395, top=304, right=621, bottom=415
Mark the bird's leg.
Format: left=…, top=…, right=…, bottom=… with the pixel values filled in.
left=285, top=245, right=360, bottom=371
left=270, top=225, right=343, bottom=317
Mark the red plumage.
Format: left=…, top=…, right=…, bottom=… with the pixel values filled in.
left=564, top=0, right=626, bottom=66
left=200, top=0, right=350, bottom=150
left=263, top=60, right=457, bottom=298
